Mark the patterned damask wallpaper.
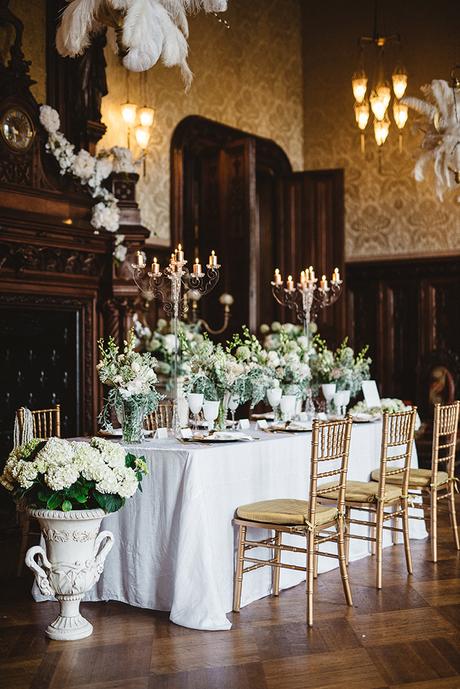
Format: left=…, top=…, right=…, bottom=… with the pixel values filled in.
left=9, top=0, right=46, bottom=104
left=100, top=0, right=304, bottom=244
left=302, top=0, right=460, bottom=260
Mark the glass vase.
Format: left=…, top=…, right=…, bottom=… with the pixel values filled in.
left=120, top=399, right=145, bottom=444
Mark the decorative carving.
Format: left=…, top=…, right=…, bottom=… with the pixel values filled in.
left=0, top=150, right=33, bottom=185
left=0, top=242, right=104, bottom=277
left=42, top=528, right=100, bottom=542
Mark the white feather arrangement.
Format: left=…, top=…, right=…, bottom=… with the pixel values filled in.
left=403, top=78, right=460, bottom=200
left=56, top=0, right=229, bottom=88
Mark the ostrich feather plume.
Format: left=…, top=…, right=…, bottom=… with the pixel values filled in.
left=402, top=79, right=460, bottom=200
left=56, top=0, right=228, bottom=87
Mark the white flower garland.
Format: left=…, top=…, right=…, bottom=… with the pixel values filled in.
left=39, top=105, right=126, bottom=259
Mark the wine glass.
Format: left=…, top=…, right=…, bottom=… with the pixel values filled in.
left=267, top=387, right=282, bottom=422
left=321, top=383, right=336, bottom=416
left=280, top=394, right=297, bottom=423
left=203, top=400, right=220, bottom=433
left=228, top=395, right=239, bottom=428
left=187, top=393, right=204, bottom=432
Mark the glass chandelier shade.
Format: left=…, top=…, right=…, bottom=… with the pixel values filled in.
left=121, top=101, right=137, bottom=126
left=370, top=85, right=390, bottom=121
left=393, top=101, right=408, bottom=130
left=134, top=125, right=151, bottom=149
left=139, top=106, right=155, bottom=127
left=354, top=100, right=370, bottom=130
left=392, top=66, right=408, bottom=99
left=352, top=69, right=368, bottom=104
left=374, top=115, right=391, bottom=146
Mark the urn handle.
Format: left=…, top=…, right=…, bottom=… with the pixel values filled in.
left=94, top=530, right=114, bottom=574
left=25, top=545, right=54, bottom=596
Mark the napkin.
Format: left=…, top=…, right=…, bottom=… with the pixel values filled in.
left=211, top=431, right=254, bottom=441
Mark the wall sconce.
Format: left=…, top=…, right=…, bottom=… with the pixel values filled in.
left=186, top=290, right=234, bottom=335
left=121, top=101, right=137, bottom=147
left=139, top=106, right=155, bottom=127
left=135, top=125, right=151, bottom=176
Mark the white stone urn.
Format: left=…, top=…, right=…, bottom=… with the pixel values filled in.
left=25, top=508, right=114, bottom=641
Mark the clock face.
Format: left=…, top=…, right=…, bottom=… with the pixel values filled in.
left=1, top=108, right=35, bottom=152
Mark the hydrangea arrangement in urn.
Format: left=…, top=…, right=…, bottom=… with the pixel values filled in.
left=309, top=336, right=372, bottom=398
left=0, top=437, right=148, bottom=640
left=97, top=330, right=162, bottom=442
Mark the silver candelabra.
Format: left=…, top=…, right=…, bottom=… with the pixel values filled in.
left=271, top=266, right=343, bottom=346
left=132, top=245, right=221, bottom=434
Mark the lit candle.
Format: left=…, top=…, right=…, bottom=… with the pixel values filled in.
left=286, top=275, right=295, bottom=291
left=320, top=274, right=328, bottom=290
left=208, top=250, right=218, bottom=266
left=274, top=268, right=282, bottom=284
left=332, top=267, right=340, bottom=283
left=300, top=270, right=306, bottom=285
left=309, top=265, right=315, bottom=281
left=193, top=257, right=202, bottom=274
left=176, top=243, right=184, bottom=262
left=151, top=257, right=160, bottom=274
left=136, top=251, right=145, bottom=267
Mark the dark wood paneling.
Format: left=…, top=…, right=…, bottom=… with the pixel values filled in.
left=347, top=256, right=460, bottom=410
left=171, top=116, right=345, bottom=338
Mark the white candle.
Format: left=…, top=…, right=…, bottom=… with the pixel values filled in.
left=176, top=243, right=184, bottom=262
left=320, top=274, right=328, bottom=289
left=332, top=267, right=340, bottom=282
left=151, top=257, right=160, bottom=274
left=286, top=275, right=295, bottom=291
left=136, top=251, right=145, bottom=267
left=309, top=265, right=315, bottom=281
left=193, top=257, right=202, bottom=274
left=274, top=268, right=282, bottom=284
left=209, top=250, right=218, bottom=266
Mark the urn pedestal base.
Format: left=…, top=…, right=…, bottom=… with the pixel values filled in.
left=45, top=598, right=93, bottom=641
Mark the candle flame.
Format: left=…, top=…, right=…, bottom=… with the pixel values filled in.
left=178, top=244, right=182, bottom=251
left=211, top=250, right=215, bottom=256
left=195, top=257, right=199, bottom=263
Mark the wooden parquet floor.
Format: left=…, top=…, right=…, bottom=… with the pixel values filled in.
left=1, top=499, right=460, bottom=689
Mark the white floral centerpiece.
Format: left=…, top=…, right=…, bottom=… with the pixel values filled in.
left=97, top=330, right=162, bottom=443
left=310, top=337, right=371, bottom=398
left=133, top=315, right=202, bottom=385
left=0, top=437, right=147, bottom=640
left=349, top=398, right=409, bottom=416
left=258, top=324, right=312, bottom=399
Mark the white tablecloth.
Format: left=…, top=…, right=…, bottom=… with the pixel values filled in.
left=33, top=422, right=427, bottom=630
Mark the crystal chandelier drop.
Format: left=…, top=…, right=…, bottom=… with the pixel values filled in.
left=351, top=3, right=408, bottom=159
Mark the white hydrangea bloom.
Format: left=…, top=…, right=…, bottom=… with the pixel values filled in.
left=36, top=437, right=74, bottom=469
left=73, top=149, right=96, bottom=181
left=16, top=461, right=38, bottom=489
left=45, top=464, right=79, bottom=491
left=39, top=105, right=60, bottom=133
left=113, top=466, right=139, bottom=498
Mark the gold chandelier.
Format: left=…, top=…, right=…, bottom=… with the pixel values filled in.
left=351, top=5, right=408, bottom=157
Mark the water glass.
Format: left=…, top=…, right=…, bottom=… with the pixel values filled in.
left=203, top=400, right=220, bottom=432
left=187, top=393, right=204, bottom=431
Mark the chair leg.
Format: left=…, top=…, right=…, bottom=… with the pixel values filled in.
left=233, top=525, right=246, bottom=612
left=448, top=489, right=460, bottom=551
left=431, top=490, right=438, bottom=563
left=313, top=551, right=318, bottom=579
left=337, top=518, right=353, bottom=607
left=273, top=530, right=281, bottom=596
left=306, top=530, right=315, bottom=627
left=16, top=513, right=30, bottom=577
left=345, top=506, right=351, bottom=565
left=376, top=506, right=384, bottom=589
left=402, top=499, right=413, bottom=575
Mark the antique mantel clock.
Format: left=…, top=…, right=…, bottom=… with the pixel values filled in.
left=0, top=106, right=35, bottom=152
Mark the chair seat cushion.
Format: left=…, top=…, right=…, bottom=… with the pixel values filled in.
left=236, top=499, right=337, bottom=526
left=370, top=467, right=449, bottom=488
left=318, top=480, right=402, bottom=503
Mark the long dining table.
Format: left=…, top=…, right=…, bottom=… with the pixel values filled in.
left=33, top=421, right=427, bottom=630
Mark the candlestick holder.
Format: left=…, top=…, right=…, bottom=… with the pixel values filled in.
left=132, top=249, right=221, bottom=435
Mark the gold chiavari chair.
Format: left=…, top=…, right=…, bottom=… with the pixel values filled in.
left=17, top=404, right=61, bottom=440
left=144, top=400, right=174, bottom=432
left=318, top=408, right=417, bottom=589
left=371, top=401, right=459, bottom=562
left=15, top=404, right=61, bottom=576
left=233, top=418, right=353, bottom=627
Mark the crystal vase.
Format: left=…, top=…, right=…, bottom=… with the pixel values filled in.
left=119, top=399, right=145, bottom=443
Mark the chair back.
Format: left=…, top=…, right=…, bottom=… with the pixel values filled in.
left=377, top=408, right=417, bottom=500
left=16, top=404, right=61, bottom=440
left=431, top=401, right=459, bottom=483
left=309, top=417, right=353, bottom=524
left=144, top=401, right=173, bottom=431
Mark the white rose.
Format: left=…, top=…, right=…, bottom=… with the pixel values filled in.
left=73, top=149, right=96, bottom=181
